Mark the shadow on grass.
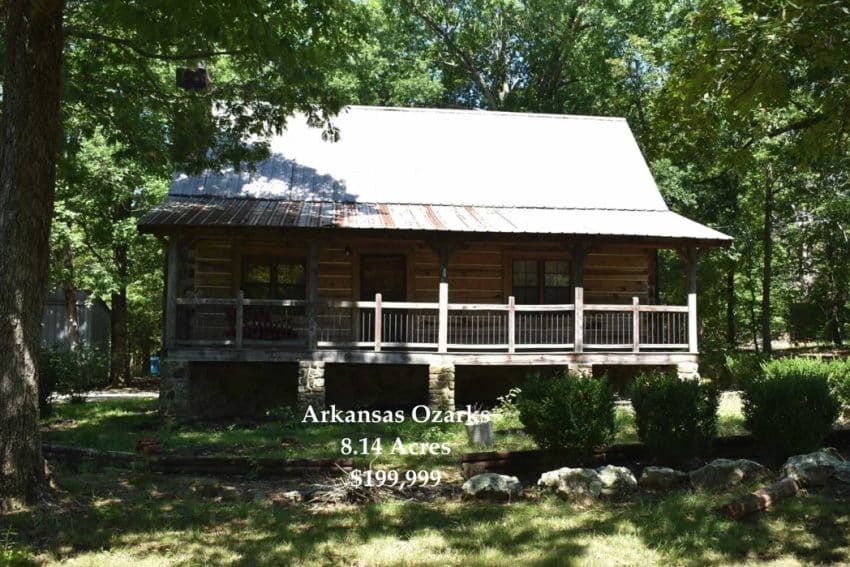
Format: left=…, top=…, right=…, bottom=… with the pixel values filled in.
left=6, top=466, right=849, bottom=566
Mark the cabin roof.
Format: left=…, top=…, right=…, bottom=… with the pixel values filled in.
left=139, top=197, right=731, bottom=244
left=140, top=105, right=731, bottom=243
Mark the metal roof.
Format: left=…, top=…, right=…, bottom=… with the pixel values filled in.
left=138, top=197, right=732, bottom=243
left=169, top=106, right=668, bottom=210
left=143, top=106, right=731, bottom=243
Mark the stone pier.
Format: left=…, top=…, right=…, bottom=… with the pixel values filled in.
left=428, top=364, right=456, bottom=410
left=298, top=360, right=326, bottom=411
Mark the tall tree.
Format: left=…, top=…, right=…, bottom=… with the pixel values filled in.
left=0, top=0, right=65, bottom=509
left=1, top=0, right=364, bottom=508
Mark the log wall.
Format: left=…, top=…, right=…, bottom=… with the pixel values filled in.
left=181, top=234, right=656, bottom=304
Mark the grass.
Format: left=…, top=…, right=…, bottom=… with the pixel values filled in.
left=40, top=393, right=752, bottom=472
left=3, top=465, right=850, bottom=566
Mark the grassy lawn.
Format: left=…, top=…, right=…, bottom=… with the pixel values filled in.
left=3, top=465, right=850, bottom=566
left=39, top=393, right=750, bottom=471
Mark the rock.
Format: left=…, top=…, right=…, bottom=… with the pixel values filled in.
left=462, top=473, right=522, bottom=500
left=596, top=465, right=637, bottom=496
left=270, top=490, right=304, bottom=506
left=538, top=467, right=602, bottom=500
left=689, top=459, right=769, bottom=491
left=835, top=463, right=850, bottom=484
left=639, top=466, right=689, bottom=490
left=781, top=451, right=846, bottom=487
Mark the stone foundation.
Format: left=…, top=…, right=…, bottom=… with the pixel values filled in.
left=159, top=359, right=191, bottom=419
left=676, top=361, right=700, bottom=380
left=428, top=364, right=456, bottom=410
left=568, top=363, right=594, bottom=376
left=298, top=360, right=326, bottom=412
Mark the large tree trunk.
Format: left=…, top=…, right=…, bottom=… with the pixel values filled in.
left=110, top=243, right=130, bottom=386
left=761, top=163, right=774, bottom=355
left=62, top=239, right=81, bottom=352
left=0, top=0, right=65, bottom=509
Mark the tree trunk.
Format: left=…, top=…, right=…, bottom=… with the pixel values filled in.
left=0, top=0, right=65, bottom=509
left=761, top=163, right=774, bottom=355
left=726, top=261, right=736, bottom=348
left=62, top=239, right=81, bottom=352
left=110, top=244, right=130, bottom=386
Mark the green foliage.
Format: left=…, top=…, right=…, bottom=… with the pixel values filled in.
left=516, top=371, right=615, bottom=455
left=39, top=347, right=110, bottom=405
left=630, top=371, right=719, bottom=460
left=827, top=359, right=850, bottom=408
left=725, top=352, right=769, bottom=386
left=742, top=358, right=840, bottom=456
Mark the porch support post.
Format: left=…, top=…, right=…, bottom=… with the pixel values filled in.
left=235, top=290, right=244, bottom=349
left=307, top=240, right=320, bottom=351
left=687, top=246, right=698, bottom=354
left=165, top=235, right=178, bottom=352
left=632, top=296, right=640, bottom=352
left=438, top=244, right=449, bottom=353
left=573, top=243, right=585, bottom=353
left=428, top=363, right=455, bottom=410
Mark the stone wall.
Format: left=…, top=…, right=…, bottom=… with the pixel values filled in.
left=428, top=364, right=456, bottom=410
left=297, top=360, right=326, bottom=412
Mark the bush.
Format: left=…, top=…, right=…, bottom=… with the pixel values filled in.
left=725, top=352, right=769, bottom=386
left=40, top=346, right=110, bottom=405
left=742, top=357, right=840, bottom=457
left=828, top=359, right=850, bottom=408
left=516, top=371, right=615, bottom=455
left=630, top=370, right=719, bottom=460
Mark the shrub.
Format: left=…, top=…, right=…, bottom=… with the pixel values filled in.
left=630, top=370, right=719, bottom=460
left=828, top=359, right=850, bottom=409
left=40, top=346, right=110, bottom=404
left=742, top=357, right=840, bottom=457
left=516, top=371, right=615, bottom=455
left=725, top=352, right=769, bottom=386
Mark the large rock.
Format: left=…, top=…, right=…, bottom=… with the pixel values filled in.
left=538, top=467, right=602, bottom=499
left=597, top=465, right=637, bottom=496
left=639, top=466, right=689, bottom=490
left=781, top=451, right=848, bottom=487
left=462, top=473, right=523, bottom=500
left=689, top=459, right=769, bottom=491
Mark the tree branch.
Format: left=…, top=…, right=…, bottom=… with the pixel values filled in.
left=67, top=29, right=242, bottom=61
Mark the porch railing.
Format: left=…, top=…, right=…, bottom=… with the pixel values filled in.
left=172, top=289, right=692, bottom=353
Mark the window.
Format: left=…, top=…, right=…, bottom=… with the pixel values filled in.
left=512, top=259, right=570, bottom=304
left=242, top=257, right=305, bottom=299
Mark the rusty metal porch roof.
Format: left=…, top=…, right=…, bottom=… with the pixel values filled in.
left=138, top=197, right=731, bottom=243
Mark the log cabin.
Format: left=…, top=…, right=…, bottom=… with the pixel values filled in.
left=138, top=106, right=731, bottom=419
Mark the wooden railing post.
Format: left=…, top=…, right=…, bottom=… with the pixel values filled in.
left=235, top=290, right=244, bottom=348
left=573, top=243, right=585, bottom=353
left=307, top=241, right=320, bottom=350
left=374, top=293, right=382, bottom=352
left=574, top=287, right=584, bottom=353
left=632, top=296, right=640, bottom=352
left=507, top=296, right=516, bottom=354
left=438, top=282, right=448, bottom=353
left=687, top=247, right=698, bottom=353
left=165, top=237, right=178, bottom=350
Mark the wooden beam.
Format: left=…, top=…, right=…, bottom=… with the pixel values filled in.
left=573, top=243, right=585, bottom=353
left=235, top=290, right=244, bottom=349
left=507, top=296, right=516, bottom=354
left=307, top=240, right=320, bottom=351
left=687, top=246, right=698, bottom=353
left=632, top=296, right=640, bottom=353
left=374, top=293, right=382, bottom=352
left=438, top=282, right=449, bottom=353
left=165, top=236, right=179, bottom=351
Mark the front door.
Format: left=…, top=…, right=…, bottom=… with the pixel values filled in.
left=360, top=255, right=407, bottom=301
left=360, top=255, right=407, bottom=344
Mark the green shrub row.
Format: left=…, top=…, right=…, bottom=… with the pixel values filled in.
left=515, top=357, right=847, bottom=460
left=39, top=346, right=110, bottom=414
